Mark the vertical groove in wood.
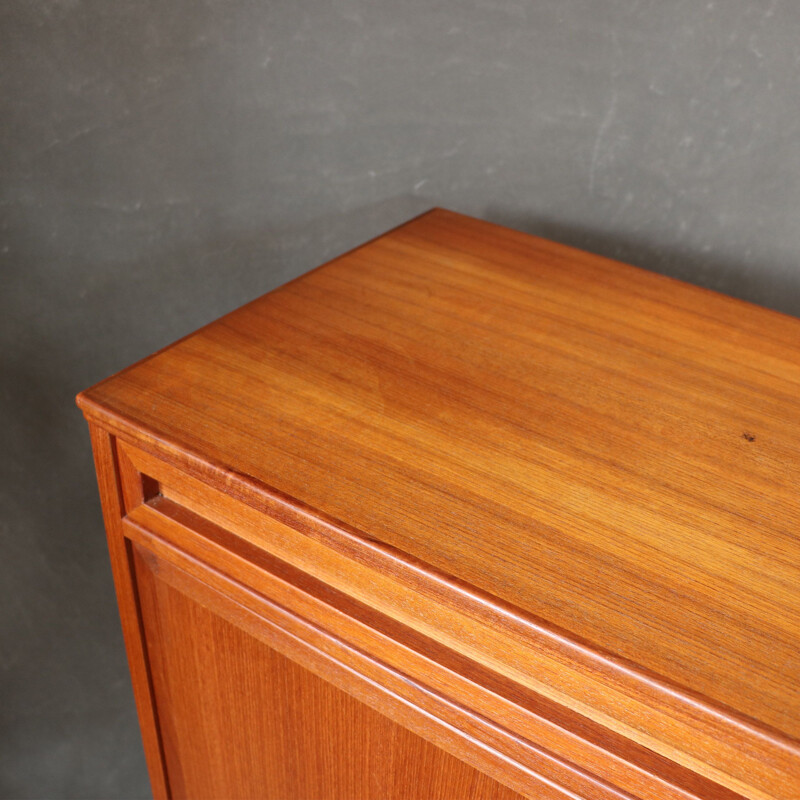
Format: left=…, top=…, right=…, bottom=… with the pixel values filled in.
left=86, top=423, right=170, bottom=800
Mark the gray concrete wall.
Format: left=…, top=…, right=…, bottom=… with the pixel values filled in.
left=2, top=1, right=798, bottom=796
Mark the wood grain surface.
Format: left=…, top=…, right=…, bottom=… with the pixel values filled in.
left=86, top=426, right=170, bottom=799
left=133, top=544, right=525, bottom=800
left=79, top=208, right=800, bottom=798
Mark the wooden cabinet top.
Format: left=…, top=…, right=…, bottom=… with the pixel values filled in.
left=78, top=208, right=800, bottom=795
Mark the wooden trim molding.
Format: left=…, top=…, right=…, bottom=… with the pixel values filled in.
left=86, top=426, right=170, bottom=799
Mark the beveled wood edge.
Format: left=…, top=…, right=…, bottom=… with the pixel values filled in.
left=79, top=402, right=800, bottom=800
left=129, top=515, right=637, bottom=800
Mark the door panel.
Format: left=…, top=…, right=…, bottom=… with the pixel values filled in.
left=132, top=544, right=525, bottom=800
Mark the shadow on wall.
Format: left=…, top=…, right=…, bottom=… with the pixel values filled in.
left=484, top=205, right=800, bottom=320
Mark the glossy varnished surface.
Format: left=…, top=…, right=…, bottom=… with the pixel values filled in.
left=79, top=209, right=800, bottom=745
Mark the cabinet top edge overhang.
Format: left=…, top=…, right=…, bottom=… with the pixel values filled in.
left=76, top=207, right=800, bottom=748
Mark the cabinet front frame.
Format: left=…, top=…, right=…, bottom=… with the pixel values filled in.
left=86, top=420, right=796, bottom=800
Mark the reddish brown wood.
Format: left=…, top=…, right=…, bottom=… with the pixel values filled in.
left=118, top=442, right=749, bottom=800
left=79, top=209, right=800, bottom=799
left=133, top=545, right=526, bottom=800
left=124, top=507, right=642, bottom=800
left=86, top=425, right=170, bottom=798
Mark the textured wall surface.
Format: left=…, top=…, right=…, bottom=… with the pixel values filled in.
left=2, top=1, right=799, bottom=797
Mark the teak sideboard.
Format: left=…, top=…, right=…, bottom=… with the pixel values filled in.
left=77, top=209, right=800, bottom=800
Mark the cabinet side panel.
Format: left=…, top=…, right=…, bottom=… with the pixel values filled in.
left=86, top=423, right=170, bottom=799
left=131, top=545, right=527, bottom=800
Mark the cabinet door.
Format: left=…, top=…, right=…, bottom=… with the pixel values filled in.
left=132, top=543, right=525, bottom=800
